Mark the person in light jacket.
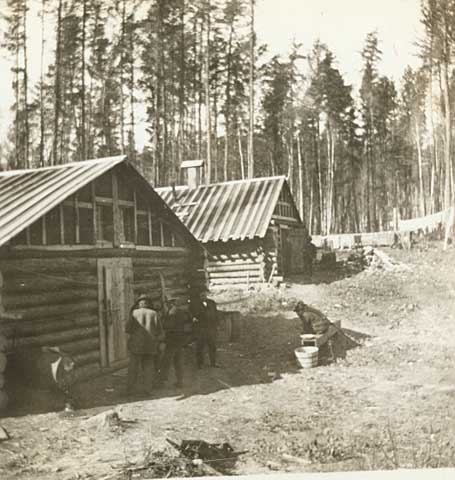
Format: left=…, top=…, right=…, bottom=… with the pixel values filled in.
left=125, top=294, right=164, bottom=395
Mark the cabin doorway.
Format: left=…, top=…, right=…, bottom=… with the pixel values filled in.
left=280, top=226, right=292, bottom=276
left=97, top=258, right=133, bottom=368
left=288, top=226, right=306, bottom=274
left=278, top=225, right=306, bottom=276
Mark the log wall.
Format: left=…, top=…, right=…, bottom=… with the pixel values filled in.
left=0, top=256, right=100, bottom=374
left=204, top=237, right=280, bottom=288
left=0, top=246, right=205, bottom=390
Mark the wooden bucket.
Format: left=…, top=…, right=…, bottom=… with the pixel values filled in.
left=295, top=346, right=319, bottom=369
left=300, top=334, right=317, bottom=347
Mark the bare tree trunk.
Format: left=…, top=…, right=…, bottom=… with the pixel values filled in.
left=441, top=60, right=452, bottom=210
left=39, top=0, right=46, bottom=167
left=119, top=0, right=126, bottom=153
left=197, top=19, right=203, bottom=160
left=297, top=131, right=304, bottom=223
left=224, top=21, right=234, bottom=182
left=53, top=0, right=63, bottom=165
left=316, top=117, right=323, bottom=234
left=178, top=0, right=185, bottom=168
left=81, top=0, right=87, bottom=160
left=247, top=0, right=255, bottom=178
left=23, top=0, right=30, bottom=168
left=415, top=121, right=425, bottom=216
left=237, top=123, right=245, bottom=180
left=14, top=20, right=20, bottom=168
left=205, top=1, right=212, bottom=184
left=429, top=66, right=437, bottom=213
left=128, top=9, right=136, bottom=159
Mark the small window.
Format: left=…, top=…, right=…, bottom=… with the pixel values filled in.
left=137, top=213, right=150, bottom=245
left=97, top=205, right=114, bottom=242
left=151, top=218, right=162, bottom=246
left=95, top=172, right=112, bottom=198
left=122, top=207, right=135, bottom=243
left=79, top=207, right=94, bottom=244
left=30, top=218, right=43, bottom=245
left=46, top=207, right=61, bottom=245
left=162, top=222, right=173, bottom=247
left=63, top=205, right=76, bottom=244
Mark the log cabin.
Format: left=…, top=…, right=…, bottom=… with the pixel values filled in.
left=0, top=156, right=205, bottom=398
left=157, top=164, right=307, bottom=289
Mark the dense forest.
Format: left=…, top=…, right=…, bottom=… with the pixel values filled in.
left=1, top=0, right=455, bottom=235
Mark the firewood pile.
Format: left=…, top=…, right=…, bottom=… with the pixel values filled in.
left=346, top=247, right=410, bottom=273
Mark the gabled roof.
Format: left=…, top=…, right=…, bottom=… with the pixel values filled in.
left=156, top=176, right=301, bottom=243
left=0, top=156, right=198, bottom=248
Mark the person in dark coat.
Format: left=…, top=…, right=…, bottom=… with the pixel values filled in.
left=189, top=288, right=220, bottom=368
left=125, top=294, right=164, bottom=395
left=155, top=298, right=193, bottom=388
left=293, top=300, right=330, bottom=335
left=303, top=236, right=317, bottom=276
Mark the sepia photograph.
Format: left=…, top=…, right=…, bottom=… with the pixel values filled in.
left=0, top=0, right=455, bottom=479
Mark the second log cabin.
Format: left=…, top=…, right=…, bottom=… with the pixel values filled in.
left=157, top=166, right=307, bottom=289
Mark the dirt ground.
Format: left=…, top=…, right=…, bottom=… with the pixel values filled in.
left=2, top=243, right=455, bottom=479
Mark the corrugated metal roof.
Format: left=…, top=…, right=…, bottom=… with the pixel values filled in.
left=0, top=156, right=126, bottom=247
left=156, top=176, right=292, bottom=243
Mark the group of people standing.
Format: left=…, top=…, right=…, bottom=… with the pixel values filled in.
left=125, top=286, right=220, bottom=396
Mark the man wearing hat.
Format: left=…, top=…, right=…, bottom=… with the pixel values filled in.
left=125, top=293, right=164, bottom=395
left=189, top=288, right=220, bottom=368
left=155, top=297, right=193, bottom=388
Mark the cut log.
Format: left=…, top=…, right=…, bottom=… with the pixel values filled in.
left=2, top=314, right=97, bottom=338
left=57, top=337, right=99, bottom=355
left=206, top=263, right=262, bottom=273
left=0, top=257, right=96, bottom=275
left=12, top=300, right=98, bottom=321
left=208, top=271, right=261, bottom=279
left=206, top=259, right=260, bottom=268
left=209, top=277, right=263, bottom=286
left=3, top=274, right=98, bottom=294
left=4, top=288, right=98, bottom=310
left=73, top=350, right=100, bottom=366
left=73, top=358, right=129, bottom=383
left=12, top=326, right=99, bottom=349
left=132, top=256, right=187, bottom=268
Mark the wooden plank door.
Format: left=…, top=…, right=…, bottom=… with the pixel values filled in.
left=97, top=258, right=133, bottom=368
left=288, top=226, right=306, bottom=274
left=280, top=226, right=292, bottom=277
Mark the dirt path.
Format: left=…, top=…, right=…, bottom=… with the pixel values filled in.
left=1, top=246, right=455, bottom=479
